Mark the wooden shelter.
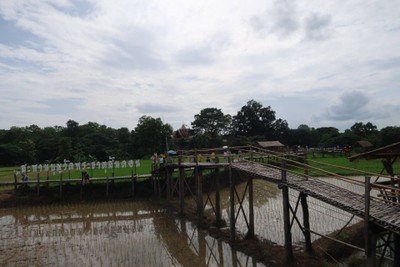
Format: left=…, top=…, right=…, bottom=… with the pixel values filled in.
left=257, top=141, right=285, bottom=152
left=353, top=140, right=374, bottom=152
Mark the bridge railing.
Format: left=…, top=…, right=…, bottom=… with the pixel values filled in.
left=166, top=145, right=399, bottom=207
left=239, top=145, right=400, bottom=208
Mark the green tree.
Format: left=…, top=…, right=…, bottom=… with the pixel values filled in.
left=315, top=127, right=340, bottom=147
left=379, top=126, right=400, bottom=146
left=289, top=124, right=319, bottom=147
left=232, top=100, right=276, bottom=138
left=191, top=108, right=231, bottom=138
left=132, top=116, right=173, bottom=157
left=272, top=118, right=290, bottom=142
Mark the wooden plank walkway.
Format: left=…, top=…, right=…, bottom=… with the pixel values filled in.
left=232, top=161, right=400, bottom=235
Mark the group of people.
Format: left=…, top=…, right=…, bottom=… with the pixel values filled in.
left=151, top=153, right=171, bottom=168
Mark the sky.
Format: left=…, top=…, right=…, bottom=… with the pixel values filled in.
left=0, top=0, right=399, bottom=132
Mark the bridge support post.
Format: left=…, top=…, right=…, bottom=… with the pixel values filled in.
left=59, top=173, right=63, bottom=198
left=196, top=164, right=203, bottom=225
left=300, top=192, right=312, bottom=253
left=281, top=159, right=293, bottom=261
left=215, top=167, right=222, bottom=226
left=229, top=158, right=236, bottom=242
left=247, top=176, right=255, bottom=238
left=14, top=173, right=18, bottom=193
left=166, top=167, right=171, bottom=201
left=179, top=157, right=185, bottom=215
left=394, top=233, right=400, bottom=267
left=364, top=176, right=377, bottom=267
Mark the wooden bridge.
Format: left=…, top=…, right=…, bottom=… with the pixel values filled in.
left=3, top=143, right=400, bottom=266
left=155, top=144, right=400, bottom=267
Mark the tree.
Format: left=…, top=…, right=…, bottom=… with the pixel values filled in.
left=232, top=100, right=276, bottom=138
left=132, top=116, right=173, bottom=157
left=191, top=108, right=231, bottom=138
left=379, top=126, right=400, bottom=146
left=349, top=122, right=378, bottom=145
left=289, top=124, right=318, bottom=147
left=316, top=127, right=340, bottom=147
left=272, top=118, right=290, bottom=142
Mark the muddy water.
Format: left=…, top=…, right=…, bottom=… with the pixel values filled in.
left=0, top=201, right=264, bottom=267
left=209, top=176, right=364, bottom=246
left=0, top=176, right=365, bottom=266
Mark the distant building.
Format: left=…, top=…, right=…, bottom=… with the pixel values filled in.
left=257, top=141, right=286, bottom=152
left=353, top=140, right=373, bottom=152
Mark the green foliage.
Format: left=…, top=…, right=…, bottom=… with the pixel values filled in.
left=191, top=107, right=231, bottom=138
left=132, top=116, right=173, bottom=157
left=232, top=100, right=276, bottom=138
left=0, top=99, right=399, bottom=166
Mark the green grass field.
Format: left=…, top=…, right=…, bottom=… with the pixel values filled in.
left=0, top=160, right=154, bottom=184
left=306, top=155, right=393, bottom=176
left=1, top=154, right=398, bottom=184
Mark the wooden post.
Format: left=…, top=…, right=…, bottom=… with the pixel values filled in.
left=364, top=176, right=376, bottom=267
left=394, top=233, right=400, bottom=267
left=229, top=157, right=236, bottom=241
left=14, top=173, right=17, bottom=193
left=36, top=173, right=40, bottom=196
left=179, top=156, right=185, bottom=215
left=247, top=177, right=255, bottom=238
left=300, top=192, right=312, bottom=253
left=106, top=176, right=109, bottom=197
left=59, top=172, right=63, bottom=198
left=132, top=171, right=136, bottom=197
left=281, top=159, right=293, bottom=261
left=215, top=167, right=222, bottom=226
left=218, top=239, right=225, bottom=266
left=166, top=167, right=171, bottom=201
left=196, top=167, right=203, bottom=225
left=80, top=172, right=84, bottom=200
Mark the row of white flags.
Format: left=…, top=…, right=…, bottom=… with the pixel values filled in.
left=21, top=160, right=141, bottom=173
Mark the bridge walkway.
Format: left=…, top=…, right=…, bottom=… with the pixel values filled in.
left=232, top=161, right=400, bottom=235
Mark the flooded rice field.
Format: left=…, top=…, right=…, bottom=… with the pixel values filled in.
left=0, top=176, right=365, bottom=266
left=212, top=176, right=364, bottom=246
left=0, top=200, right=262, bottom=267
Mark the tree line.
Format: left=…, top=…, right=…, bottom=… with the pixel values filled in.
left=1, top=99, right=399, bottom=166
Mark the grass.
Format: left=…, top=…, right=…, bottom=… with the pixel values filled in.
left=283, top=153, right=398, bottom=177
left=1, top=153, right=398, bottom=184
left=306, top=154, right=394, bottom=176
left=0, top=160, right=154, bottom=184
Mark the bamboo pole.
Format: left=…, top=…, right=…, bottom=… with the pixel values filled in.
left=179, top=156, right=185, bottom=215
left=247, top=177, right=254, bottom=238
left=36, top=173, right=40, bottom=196
left=300, top=192, right=312, bottom=253
left=281, top=159, right=293, bottom=261
left=229, top=155, right=235, bottom=241
left=14, top=173, right=17, bottom=193
left=215, top=167, right=222, bottom=226
left=364, top=176, right=376, bottom=267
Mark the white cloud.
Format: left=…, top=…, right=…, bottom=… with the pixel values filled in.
left=0, top=0, right=399, bottom=131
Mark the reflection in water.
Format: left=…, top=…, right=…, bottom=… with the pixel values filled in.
left=213, top=177, right=363, bottom=246
left=0, top=201, right=263, bottom=267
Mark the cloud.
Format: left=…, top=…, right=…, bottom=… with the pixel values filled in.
left=304, top=13, right=331, bottom=40
left=136, top=103, right=180, bottom=114
left=320, top=91, right=372, bottom=121
left=250, top=0, right=299, bottom=38
left=103, top=28, right=164, bottom=70
left=0, top=0, right=399, bottom=132
left=176, top=46, right=214, bottom=66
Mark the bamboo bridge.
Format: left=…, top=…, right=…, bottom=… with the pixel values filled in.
left=155, top=143, right=400, bottom=267
left=3, top=143, right=400, bottom=266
